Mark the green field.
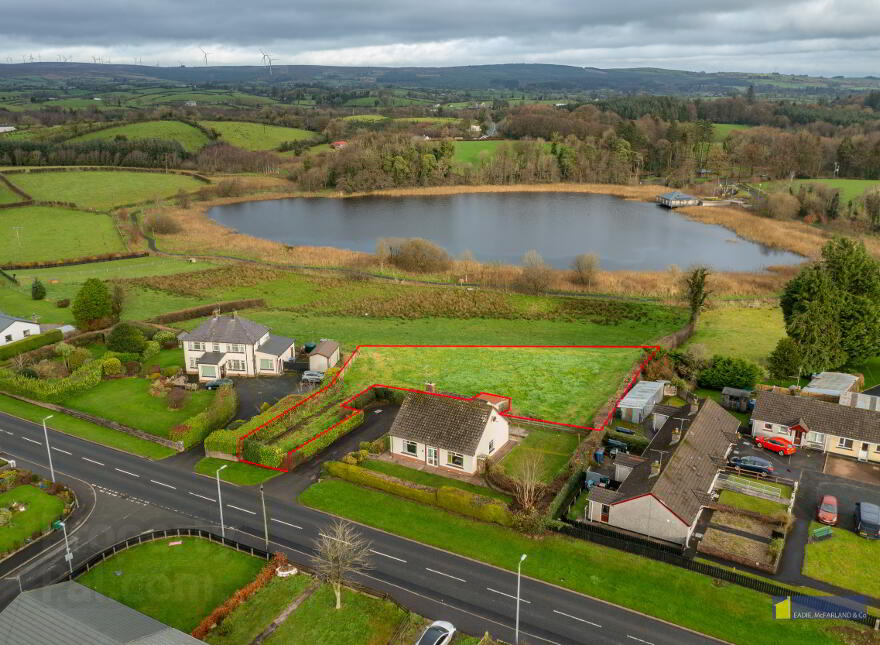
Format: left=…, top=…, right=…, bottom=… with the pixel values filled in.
left=803, top=522, right=880, bottom=597
left=0, top=206, right=124, bottom=264
left=453, top=140, right=508, bottom=165
left=361, top=459, right=511, bottom=502
left=766, top=178, right=880, bottom=203
left=201, top=120, right=316, bottom=150
left=341, top=345, right=641, bottom=424
left=685, top=306, right=786, bottom=365
left=500, top=428, right=580, bottom=482
left=78, top=537, right=264, bottom=633
left=194, top=457, right=282, bottom=485
left=0, top=182, right=24, bottom=204
left=5, top=170, right=204, bottom=210
left=66, top=120, right=211, bottom=152
left=712, top=123, right=752, bottom=142
left=0, top=485, right=65, bottom=553
left=394, top=117, right=461, bottom=124
left=341, top=114, right=387, bottom=122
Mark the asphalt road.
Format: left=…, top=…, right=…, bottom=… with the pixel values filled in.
left=0, top=410, right=724, bottom=645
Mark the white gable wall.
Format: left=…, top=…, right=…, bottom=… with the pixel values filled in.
left=0, top=320, right=41, bottom=346
left=608, top=494, right=689, bottom=544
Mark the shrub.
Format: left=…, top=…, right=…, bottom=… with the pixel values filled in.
left=326, top=461, right=436, bottom=506
left=0, top=329, right=62, bottom=362
left=141, top=340, right=160, bottom=361
left=167, top=388, right=188, bottom=410
left=107, top=323, right=146, bottom=353
left=698, top=355, right=763, bottom=390
left=517, top=250, right=553, bottom=293
left=31, top=279, right=46, bottom=300
left=0, top=359, right=102, bottom=402
left=436, top=486, right=514, bottom=527
left=241, top=439, right=283, bottom=468
left=72, top=278, right=113, bottom=330
left=161, top=366, right=180, bottom=378
left=149, top=379, right=170, bottom=398
left=102, top=357, right=122, bottom=377
left=204, top=429, right=241, bottom=455
left=571, top=253, right=599, bottom=287
left=55, top=299, right=70, bottom=308
left=144, top=213, right=182, bottom=234
left=172, top=385, right=239, bottom=448
left=387, top=238, right=452, bottom=273
left=764, top=192, right=800, bottom=220
left=767, top=337, right=803, bottom=380
left=67, top=347, right=91, bottom=371
left=153, top=330, right=177, bottom=347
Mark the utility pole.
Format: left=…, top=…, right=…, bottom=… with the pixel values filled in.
left=515, top=553, right=527, bottom=644
left=216, top=464, right=228, bottom=538
left=260, top=484, right=269, bottom=549
left=42, top=415, right=55, bottom=482
left=58, top=521, right=73, bottom=574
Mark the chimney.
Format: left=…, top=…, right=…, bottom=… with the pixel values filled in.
left=650, top=460, right=661, bottom=478
left=425, top=382, right=435, bottom=393
left=670, top=427, right=681, bottom=445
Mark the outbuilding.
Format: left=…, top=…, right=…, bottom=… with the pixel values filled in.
left=618, top=380, right=667, bottom=423
left=657, top=192, right=700, bottom=208
left=721, top=387, right=751, bottom=413
left=803, top=372, right=860, bottom=400
left=308, top=340, right=340, bottom=372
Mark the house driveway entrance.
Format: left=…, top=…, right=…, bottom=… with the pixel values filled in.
left=824, top=455, right=880, bottom=486
left=232, top=375, right=301, bottom=419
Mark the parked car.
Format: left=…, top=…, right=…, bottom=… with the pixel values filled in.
left=816, top=494, right=838, bottom=526
left=755, top=435, right=796, bottom=455
left=415, top=621, right=456, bottom=645
left=854, top=502, right=880, bottom=539
left=205, top=378, right=234, bottom=390
left=728, top=455, right=774, bottom=476
left=301, top=370, right=324, bottom=384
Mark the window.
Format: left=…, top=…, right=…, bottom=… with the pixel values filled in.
left=189, top=358, right=197, bottom=369
left=763, top=422, right=773, bottom=430
left=807, top=431, right=825, bottom=445
left=4, top=335, right=11, bottom=342
left=837, top=437, right=854, bottom=450
left=213, top=343, right=222, bottom=352
left=22, top=330, right=30, bottom=337
left=228, top=344, right=244, bottom=353
left=191, top=342, right=204, bottom=351
left=201, top=366, right=217, bottom=378
left=227, top=360, right=245, bottom=371
left=259, top=358, right=274, bottom=371
left=488, top=439, right=495, bottom=454
left=403, top=441, right=418, bottom=456
left=447, top=452, right=464, bottom=469
left=875, top=444, right=880, bottom=453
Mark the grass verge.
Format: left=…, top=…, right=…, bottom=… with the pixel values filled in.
left=0, top=484, right=65, bottom=552
left=361, top=459, right=511, bottom=502
left=803, top=521, right=880, bottom=598
left=194, top=457, right=282, bottom=485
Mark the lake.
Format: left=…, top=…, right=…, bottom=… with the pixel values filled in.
left=207, top=192, right=805, bottom=271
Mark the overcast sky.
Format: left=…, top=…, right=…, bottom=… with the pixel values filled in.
left=2, top=0, right=879, bottom=75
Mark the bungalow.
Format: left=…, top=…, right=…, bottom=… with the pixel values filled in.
left=618, top=380, right=667, bottom=423
left=751, top=391, right=880, bottom=463
left=0, top=312, right=40, bottom=346
left=389, top=391, right=509, bottom=475
left=586, top=399, right=737, bottom=545
left=657, top=192, right=700, bottom=208
left=308, top=340, right=340, bottom=372
left=178, top=313, right=294, bottom=382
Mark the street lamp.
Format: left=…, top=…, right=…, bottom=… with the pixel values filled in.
left=259, top=484, right=269, bottom=549
left=515, top=553, right=527, bottom=644
left=215, top=464, right=228, bottom=538
left=42, top=415, right=54, bottom=483
left=58, top=520, right=73, bottom=575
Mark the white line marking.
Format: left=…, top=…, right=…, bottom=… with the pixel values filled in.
left=51, top=447, right=72, bottom=455
left=553, top=610, right=601, bottom=627
left=82, top=457, right=104, bottom=466
left=114, top=468, right=139, bottom=478
left=188, top=492, right=215, bottom=502
left=425, top=567, right=466, bottom=582
left=22, top=437, right=41, bottom=445
left=486, top=587, right=530, bottom=603
left=228, top=504, right=256, bottom=515
left=270, top=518, right=302, bottom=529
left=3, top=430, right=13, bottom=436
left=370, top=549, right=407, bottom=563
left=626, top=636, right=654, bottom=645
left=149, top=479, right=176, bottom=490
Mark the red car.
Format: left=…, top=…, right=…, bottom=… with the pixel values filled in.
left=817, top=495, right=838, bottom=525
left=755, top=435, right=796, bottom=455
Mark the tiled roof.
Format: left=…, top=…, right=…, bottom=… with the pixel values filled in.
left=588, top=487, right=621, bottom=505
left=754, top=391, right=880, bottom=444
left=197, top=351, right=225, bottom=365
left=178, top=315, right=268, bottom=345
left=308, top=340, right=339, bottom=358
left=258, top=334, right=294, bottom=356
left=390, top=392, right=495, bottom=455
left=0, top=311, right=38, bottom=331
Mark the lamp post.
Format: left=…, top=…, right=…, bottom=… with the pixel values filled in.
left=215, top=465, right=228, bottom=538
left=58, top=520, right=73, bottom=574
left=42, top=415, right=55, bottom=483
left=515, top=553, right=527, bottom=644
left=259, top=484, right=269, bottom=549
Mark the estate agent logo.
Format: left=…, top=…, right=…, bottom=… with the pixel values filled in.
left=773, top=595, right=868, bottom=621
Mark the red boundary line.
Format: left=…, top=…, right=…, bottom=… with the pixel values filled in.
left=237, top=344, right=661, bottom=472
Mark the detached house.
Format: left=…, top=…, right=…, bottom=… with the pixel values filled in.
left=0, top=312, right=40, bottom=347
left=178, top=313, right=295, bottom=382
left=389, top=391, right=510, bottom=474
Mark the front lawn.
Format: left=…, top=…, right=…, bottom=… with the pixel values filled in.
left=718, top=490, right=789, bottom=517
left=194, top=457, right=282, bottom=485
left=803, top=522, right=880, bottom=597
left=62, top=377, right=214, bottom=438
left=0, top=484, right=65, bottom=553
left=361, top=459, right=511, bottom=502
left=500, top=428, right=580, bottom=482
left=77, top=537, right=265, bottom=633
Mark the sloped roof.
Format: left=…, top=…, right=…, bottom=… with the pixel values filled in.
left=390, top=392, right=496, bottom=454
left=619, top=380, right=665, bottom=409
left=754, top=391, right=880, bottom=444
left=0, top=581, right=201, bottom=645
left=803, top=371, right=859, bottom=396
left=0, top=311, right=38, bottom=332
left=308, top=340, right=339, bottom=358
left=258, top=334, right=295, bottom=356
left=178, top=315, right=268, bottom=345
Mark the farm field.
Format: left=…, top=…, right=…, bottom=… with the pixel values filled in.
left=201, top=120, right=316, bottom=150
left=77, top=537, right=264, bottom=633
left=341, top=114, right=386, bottom=122
left=685, top=306, right=786, bottom=365
left=5, top=170, right=204, bottom=209
left=0, top=182, right=23, bottom=204
left=764, top=178, right=880, bottom=203
left=713, top=123, right=752, bottom=142
left=453, top=140, right=508, bottom=165
left=0, top=484, right=65, bottom=553
left=394, top=116, right=460, bottom=124
left=66, top=120, right=211, bottom=152
left=0, top=205, right=124, bottom=264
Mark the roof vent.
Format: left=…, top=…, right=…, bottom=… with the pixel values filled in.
left=670, top=427, right=682, bottom=445
left=650, top=460, right=661, bottom=478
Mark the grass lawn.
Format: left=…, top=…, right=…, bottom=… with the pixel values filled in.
left=206, top=574, right=310, bottom=645
left=0, top=485, right=65, bottom=552
left=765, top=178, right=880, bottom=204
left=194, top=457, right=282, bottom=485
left=848, top=355, right=880, bottom=390
left=202, top=120, right=316, bottom=150
left=264, top=583, right=405, bottom=645
left=66, top=120, right=211, bottom=153
left=78, top=537, right=264, bottom=633
left=685, top=306, right=785, bottom=365
left=7, top=170, right=204, bottom=210
left=718, top=490, right=789, bottom=517
left=695, top=388, right=751, bottom=424
left=301, top=479, right=859, bottom=645
left=341, top=114, right=387, bottom=122
left=0, top=182, right=23, bottom=204
left=0, top=394, right=175, bottom=458
left=567, top=488, right=590, bottom=521
left=0, top=206, right=124, bottom=264
left=803, top=522, right=880, bottom=597
left=62, top=377, right=214, bottom=438
left=342, top=346, right=641, bottom=425
left=453, top=140, right=508, bottom=165
left=501, top=428, right=580, bottom=482
left=361, top=459, right=511, bottom=502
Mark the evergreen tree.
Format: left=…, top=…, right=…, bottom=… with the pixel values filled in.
left=31, top=279, right=46, bottom=301
left=72, top=278, right=113, bottom=330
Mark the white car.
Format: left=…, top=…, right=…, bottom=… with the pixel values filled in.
left=416, top=621, right=456, bottom=645
left=301, top=370, right=324, bottom=384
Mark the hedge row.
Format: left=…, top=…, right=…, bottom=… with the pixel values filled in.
left=233, top=393, right=302, bottom=442
left=171, top=385, right=238, bottom=449
left=0, top=359, right=103, bottom=402
left=241, top=438, right=284, bottom=468
left=147, top=299, right=265, bottom=324
left=250, top=368, right=342, bottom=442
left=204, top=429, right=241, bottom=455
left=326, top=459, right=513, bottom=527
left=2, top=252, right=148, bottom=271
left=547, top=468, right=584, bottom=520
left=347, top=385, right=407, bottom=410
left=296, top=409, right=364, bottom=461
left=0, top=329, right=63, bottom=361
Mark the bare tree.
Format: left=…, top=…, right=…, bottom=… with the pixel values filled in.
left=311, top=519, right=372, bottom=609
left=571, top=253, right=599, bottom=287
left=511, top=451, right=546, bottom=512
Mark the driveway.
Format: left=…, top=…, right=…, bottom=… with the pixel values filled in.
left=231, top=375, right=301, bottom=419
left=825, top=455, right=880, bottom=486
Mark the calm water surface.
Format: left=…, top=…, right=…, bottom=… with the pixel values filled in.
left=207, top=192, right=804, bottom=271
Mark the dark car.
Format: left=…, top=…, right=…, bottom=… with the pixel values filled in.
left=728, top=455, right=774, bottom=476
left=415, top=621, right=455, bottom=645
left=854, top=502, right=880, bottom=539
left=205, top=378, right=234, bottom=390
left=817, top=494, right=838, bottom=526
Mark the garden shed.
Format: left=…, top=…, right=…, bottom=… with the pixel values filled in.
left=721, top=387, right=751, bottom=413
left=308, top=340, right=340, bottom=372
left=618, top=380, right=667, bottom=423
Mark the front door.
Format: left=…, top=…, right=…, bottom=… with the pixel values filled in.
left=426, top=446, right=438, bottom=467
left=600, top=504, right=610, bottom=523
left=859, top=443, right=870, bottom=462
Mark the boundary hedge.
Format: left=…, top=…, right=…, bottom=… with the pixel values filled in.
left=0, top=329, right=62, bottom=361
left=171, top=385, right=238, bottom=449
left=147, top=299, right=265, bottom=324
left=0, top=359, right=102, bottom=402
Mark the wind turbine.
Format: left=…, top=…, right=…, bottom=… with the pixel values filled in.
left=199, top=47, right=210, bottom=66
left=260, top=49, right=272, bottom=75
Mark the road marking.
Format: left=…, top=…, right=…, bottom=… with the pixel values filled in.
left=2, top=430, right=13, bottom=436
left=228, top=504, right=256, bottom=515
left=51, top=447, right=72, bottom=455
left=188, top=492, right=215, bottom=502
left=150, top=479, right=176, bottom=490
left=553, top=609, right=601, bottom=627
left=370, top=549, right=407, bottom=563
left=626, top=636, right=654, bottom=645
left=271, top=518, right=302, bottom=529
left=22, top=437, right=41, bottom=445
left=114, top=468, right=140, bottom=478
left=82, top=457, right=104, bottom=466
left=486, top=587, right=530, bottom=603
left=425, top=567, right=466, bottom=582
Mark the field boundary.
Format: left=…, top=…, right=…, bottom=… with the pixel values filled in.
left=237, top=344, right=660, bottom=472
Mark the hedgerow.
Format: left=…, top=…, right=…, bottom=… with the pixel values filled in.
left=0, top=329, right=63, bottom=361
left=295, top=410, right=364, bottom=460
left=171, top=385, right=238, bottom=449
left=204, top=429, right=241, bottom=456
left=0, top=359, right=102, bottom=402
